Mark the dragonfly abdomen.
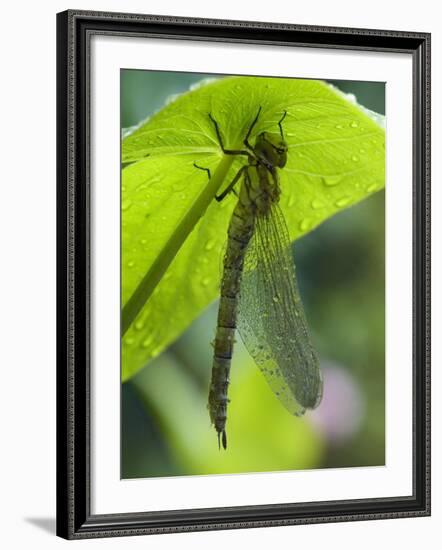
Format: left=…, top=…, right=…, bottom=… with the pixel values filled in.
left=208, top=202, right=254, bottom=449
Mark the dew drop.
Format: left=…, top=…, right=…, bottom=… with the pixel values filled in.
left=288, top=195, right=295, bottom=208
left=299, top=218, right=311, bottom=231
left=125, top=337, right=135, bottom=346
left=151, top=345, right=163, bottom=357
left=121, top=199, right=132, bottom=211
left=323, top=175, right=342, bottom=187
left=134, top=319, right=144, bottom=330
left=367, top=183, right=378, bottom=192
left=202, top=277, right=210, bottom=287
left=205, top=239, right=215, bottom=251
left=351, top=155, right=359, bottom=162
left=311, top=198, right=324, bottom=210
left=350, top=121, right=359, bottom=128
left=127, top=260, right=135, bottom=268
left=335, top=124, right=343, bottom=129
left=335, top=196, right=352, bottom=207
left=273, top=295, right=280, bottom=303
left=141, top=336, right=153, bottom=349
left=141, top=238, right=147, bottom=245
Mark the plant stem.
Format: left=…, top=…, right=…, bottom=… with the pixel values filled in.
left=121, top=154, right=235, bottom=336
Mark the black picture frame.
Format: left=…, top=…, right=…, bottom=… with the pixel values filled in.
left=56, top=9, right=431, bottom=540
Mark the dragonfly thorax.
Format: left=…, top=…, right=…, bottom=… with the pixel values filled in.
left=241, top=163, right=281, bottom=217
left=254, top=131, right=288, bottom=169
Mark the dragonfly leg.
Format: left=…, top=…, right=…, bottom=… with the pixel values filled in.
left=215, top=165, right=248, bottom=202
left=243, top=105, right=262, bottom=150
left=193, top=162, right=211, bottom=180
left=194, top=161, right=241, bottom=201
left=242, top=164, right=254, bottom=201
left=209, top=113, right=250, bottom=157
left=278, top=110, right=288, bottom=139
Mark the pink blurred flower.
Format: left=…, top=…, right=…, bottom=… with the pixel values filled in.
left=308, top=361, right=365, bottom=444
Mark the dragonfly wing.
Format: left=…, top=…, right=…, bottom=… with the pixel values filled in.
left=237, top=203, right=323, bottom=415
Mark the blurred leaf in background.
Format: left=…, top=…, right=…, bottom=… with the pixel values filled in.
left=121, top=71, right=385, bottom=479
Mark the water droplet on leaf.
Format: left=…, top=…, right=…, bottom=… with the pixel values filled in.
left=311, top=198, right=324, bottom=209
left=141, top=336, right=153, bottom=349
left=122, top=199, right=132, bottom=211
left=323, top=176, right=342, bottom=187
left=299, top=218, right=311, bottom=231
left=205, top=239, right=215, bottom=251
left=335, top=196, right=352, bottom=207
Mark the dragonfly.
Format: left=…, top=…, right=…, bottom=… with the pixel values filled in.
left=195, top=106, right=323, bottom=450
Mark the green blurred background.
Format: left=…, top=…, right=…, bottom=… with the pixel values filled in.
left=121, top=71, right=385, bottom=479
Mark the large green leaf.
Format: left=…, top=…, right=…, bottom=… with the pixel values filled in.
left=121, top=76, right=385, bottom=381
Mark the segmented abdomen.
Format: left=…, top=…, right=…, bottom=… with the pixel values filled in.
left=208, top=199, right=254, bottom=449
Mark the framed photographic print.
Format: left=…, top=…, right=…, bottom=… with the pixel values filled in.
left=56, top=9, right=431, bottom=539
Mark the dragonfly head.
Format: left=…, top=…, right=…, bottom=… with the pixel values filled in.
left=255, top=132, right=288, bottom=169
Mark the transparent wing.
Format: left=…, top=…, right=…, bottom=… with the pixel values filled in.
left=237, top=203, right=323, bottom=415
